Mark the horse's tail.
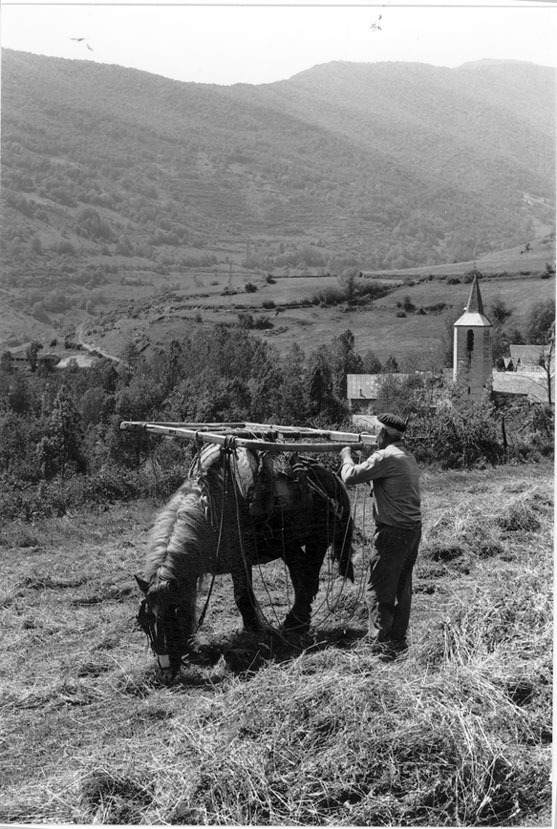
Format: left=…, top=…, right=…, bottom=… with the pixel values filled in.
left=303, top=461, right=354, bottom=582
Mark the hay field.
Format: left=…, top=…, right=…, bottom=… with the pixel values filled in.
left=0, top=461, right=553, bottom=825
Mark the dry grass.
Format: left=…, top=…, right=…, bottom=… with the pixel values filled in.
left=0, top=462, right=553, bottom=825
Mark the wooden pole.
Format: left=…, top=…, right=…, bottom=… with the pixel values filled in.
left=119, top=421, right=378, bottom=452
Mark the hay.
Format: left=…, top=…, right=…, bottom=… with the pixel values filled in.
left=0, top=463, right=552, bottom=826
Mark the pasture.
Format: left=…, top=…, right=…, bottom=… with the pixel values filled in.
left=2, top=232, right=553, bottom=366
left=0, top=460, right=553, bottom=825
left=80, top=267, right=554, bottom=365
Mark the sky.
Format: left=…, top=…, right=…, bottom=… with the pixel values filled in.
left=1, top=1, right=556, bottom=86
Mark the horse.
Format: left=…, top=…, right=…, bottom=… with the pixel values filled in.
left=136, top=443, right=354, bottom=678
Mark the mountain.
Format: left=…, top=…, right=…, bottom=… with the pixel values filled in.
left=0, top=50, right=555, bottom=353
left=2, top=51, right=555, bottom=267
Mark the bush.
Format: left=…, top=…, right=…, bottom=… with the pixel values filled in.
left=411, top=402, right=505, bottom=469
left=237, top=312, right=255, bottom=329
left=0, top=465, right=187, bottom=521
left=253, top=316, right=273, bottom=330
left=312, top=286, right=346, bottom=306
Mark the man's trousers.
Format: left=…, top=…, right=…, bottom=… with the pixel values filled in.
left=367, top=522, right=421, bottom=644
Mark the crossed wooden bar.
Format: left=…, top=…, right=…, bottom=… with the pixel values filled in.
left=119, top=420, right=378, bottom=453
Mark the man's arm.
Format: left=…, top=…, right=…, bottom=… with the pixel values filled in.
left=339, top=447, right=387, bottom=486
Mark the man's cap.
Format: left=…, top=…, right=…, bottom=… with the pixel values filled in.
left=376, top=412, right=407, bottom=432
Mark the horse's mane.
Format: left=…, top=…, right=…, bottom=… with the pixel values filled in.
left=144, top=477, right=215, bottom=583
left=144, top=446, right=258, bottom=584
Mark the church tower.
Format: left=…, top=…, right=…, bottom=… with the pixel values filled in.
left=453, top=275, right=493, bottom=402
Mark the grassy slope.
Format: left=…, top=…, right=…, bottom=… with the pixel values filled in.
left=0, top=461, right=552, bottom=825
left=79, top=268, right=555, bottom=364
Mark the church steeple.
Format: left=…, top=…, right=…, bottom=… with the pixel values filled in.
left=456, top=274, right=491, bottom=328
left=465, top=275, right=485, bottom=315
left=453, top=275, right=493, bottom=401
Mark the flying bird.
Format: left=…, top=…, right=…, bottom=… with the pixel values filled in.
left=370, top=15, right=382, bottom=32
left=70, top=37, right=93, bottom=51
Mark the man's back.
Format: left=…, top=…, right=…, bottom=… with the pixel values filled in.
left=341, top=442, right=421, bottom=529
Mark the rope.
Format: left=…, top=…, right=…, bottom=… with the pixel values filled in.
left=228, top=450, right=286, bottom=633
left=194, top=447, right=232, bottom=632
left=307, top=480, right=369, bottom=626
left=194, top=446, right=372, bottom=637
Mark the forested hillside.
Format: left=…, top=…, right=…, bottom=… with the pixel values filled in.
left=1, top=50, right=554, bottom=361
left=2, top=50, right=554, bottom=283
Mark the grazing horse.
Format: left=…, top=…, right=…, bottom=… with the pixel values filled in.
left=136, top=444, right=354, bottom=678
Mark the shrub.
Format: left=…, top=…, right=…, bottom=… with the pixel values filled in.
left=425, top=302, right=447, bottom=314
left=0, top=465, right=187, bottom=521
left=253, top=316, right=273, bottom=330
left=411, top=402, right=505, bottom=469
left=237, top=312, right=255, bottom=329
left=312, top=286, right=346, bottom=306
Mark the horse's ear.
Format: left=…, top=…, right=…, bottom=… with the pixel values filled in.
left=135, top=575, right=150, bottom=594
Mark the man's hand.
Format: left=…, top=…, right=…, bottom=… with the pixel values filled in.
left=340, top=446, right=353, bottom=464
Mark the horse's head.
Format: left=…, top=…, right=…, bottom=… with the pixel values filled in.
left=136, top=574, right=195, bottom=681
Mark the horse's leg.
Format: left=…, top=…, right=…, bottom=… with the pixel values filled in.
left=283, top=540, right=326, bottom=632
left=176, top=577, right=199, bottom=647
left=230, top=564, right=266, bottom=632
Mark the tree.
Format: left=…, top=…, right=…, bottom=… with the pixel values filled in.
left=525, top=299, right=555, bottom=345
left=160, top=339, right=184, bottom=393
left=1, top=371, right=33, bottom=415
left=489, top=296, right=513, bottom=326
left=362, top=350, right=383, bottom=374
left=76, top=207, right=113, bottom=241
left=0, top=351, right=14, bottom=374
left=329, top=330, right=363, bottom=400
left=37, top=386, right=86, bottom=478
left=0, top=412, right=36, bottom=476
left=121, top=340, right=141, bottom=378
left=532, top=321, right=555, bottom=406
left=383, top=355, right=399, bottom=373
left=25, top=340, right=43, bottom=372
left=337, top=268, right=359, bottom=304
left=305, top=349, right=346, bottom=424
left=278, top=343, right=311, bottom=424
left=80, top=386, right=107, bottom=428
left=538, top=339, right=554, bottom=406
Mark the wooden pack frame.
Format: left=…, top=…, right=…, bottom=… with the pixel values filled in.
left=120, top=420, right=378, bottom=453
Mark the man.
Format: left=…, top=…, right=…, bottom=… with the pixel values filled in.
left=339, top=413, right=421, bottom=658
